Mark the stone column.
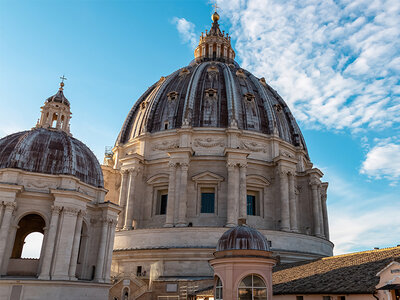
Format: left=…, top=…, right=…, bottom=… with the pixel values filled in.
left=177, top=163, right=189, bottom=227
left=226, top=162, right=237, bottom=227
left=94, top=217, right=109, bottom=282
left=38, top=205, right=62, bottom=279
left=0, top=202, right=16, bottom=268
left=52, top=207, right=79, bottom=280
left=164, top=163, right=177, bottom=227
left=321, top=195, right=329, bottom=240
left=239, top=163, right=247, bottom=219
left=104, top=219, right=117, bottom=283
left=117, top=170, right=129, bottom=229
left=68, top=210, right=85, bottom=280
left=288, top=172, right=299, bottom=232
left=124, top=168, right=138, bottom=230
left=279, top=171, right=290, bottom=231
left=318, top=186, right=325, bottom=237
left=310, top=181, right=322, bottom=237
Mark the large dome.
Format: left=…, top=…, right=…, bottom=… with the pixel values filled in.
left=0, top=128, right=103, bottom=187
left=117, top=61, right=307, bottom=154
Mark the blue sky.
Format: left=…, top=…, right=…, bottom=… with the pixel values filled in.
left=0, top=0, right=399, bottom=255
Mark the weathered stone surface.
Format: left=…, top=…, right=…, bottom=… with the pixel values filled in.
left=0, top=128, right=103, bottom=188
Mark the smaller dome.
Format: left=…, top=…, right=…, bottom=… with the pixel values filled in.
left=216, top=225, right=270, bottom=252
left=46, top=88, right=70, bottom=107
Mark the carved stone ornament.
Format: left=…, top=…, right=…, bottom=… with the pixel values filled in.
left=152, top=140, right=179, bottom=151
left=168, top=162, right=178, bottom=168
left=226, top=161, right=237, bottom=169
left=63, top=207, right=80, bottom=216
left=240, top=140, right=267, bottom=153
left=194, top=137, right=225, bottom=148
left=26, top=179, right=51, bottom=189
left=280, top=150, right=294, bottom=158
left=179, top=68, right=190, bottom=76
left=51, top=205, right=63, bottom=215
left=309, top=178, right=321, bottom=187
left=4, top=201, right=17, bottom=211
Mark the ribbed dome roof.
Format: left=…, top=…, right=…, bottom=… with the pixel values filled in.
left=46, top=88, right=70, bottom=107
left=0, top=128, right=103, bottom=188
left=116, top=60, right=307, bottom=153
left=217, top=225, right=270, bottom=252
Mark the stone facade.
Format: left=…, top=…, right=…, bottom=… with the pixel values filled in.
left=0, top=83, right=120, bottom=299
left=106, top=13, right=332, bottom=300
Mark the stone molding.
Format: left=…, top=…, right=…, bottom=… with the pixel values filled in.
left=63, top=207, right=80, bottom=216
left=240, top=140, right=267, bottom=153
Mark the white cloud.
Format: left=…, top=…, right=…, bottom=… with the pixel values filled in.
left=172, top=17, right=198, bottom=49
left=217, top=0, right=400, bottom=131
left=360, top=141, right=400, bottom=181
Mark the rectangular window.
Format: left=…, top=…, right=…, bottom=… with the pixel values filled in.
left=156, top=190, right=168, bottom=215
left=339, top=296, right=346, bottom=300
left=247, top=191, right=260, bottom=216
left=136, top=266, right=142, bottom=276
left=323, top=296, right=331, bottom=300
left=201, top=189, right=215, bottom=213
left=247, top=195, right=256, bottom=215
left=296, top=296, right=304, bottom=300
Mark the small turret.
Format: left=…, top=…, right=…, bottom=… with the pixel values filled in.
left=36, top=76, right=72, bottom=135
left=194, top=11, right=235, bottom=63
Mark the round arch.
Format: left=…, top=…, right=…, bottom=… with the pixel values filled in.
left=237, top=273, right=267, bottom=300
left=11, top=213, right=46, bottom=259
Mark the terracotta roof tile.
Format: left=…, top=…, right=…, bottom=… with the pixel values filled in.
left=273, top=246, right=400, bottom=294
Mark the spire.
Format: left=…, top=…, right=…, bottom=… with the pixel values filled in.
left=194, top=10, right=235, bottom=63
left=36, top=77, right=72, bottom=135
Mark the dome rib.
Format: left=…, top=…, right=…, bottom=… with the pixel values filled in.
left=115, top=61, right=308, bottom=154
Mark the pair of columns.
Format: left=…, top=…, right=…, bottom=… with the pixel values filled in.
left=117, top=167, right=141, bottom=230
left=310, top=180, right=328, bottom=238
left=0, top=202, right=17, bottom=270
left=39, top=206, right=85, bottom=280
left=226, top=162, right=247, bottom=227
left=279, top=170, right=299, bottom=232
left=164, top=162, right=189, bottom=227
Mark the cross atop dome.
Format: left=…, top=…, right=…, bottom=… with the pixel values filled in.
left=194, top=10, right=235, bottom=63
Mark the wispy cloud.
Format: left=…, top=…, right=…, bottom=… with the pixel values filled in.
left=360, top=138, right=400, bottom=184
left=218, top=0, right=400, bottom=131
left=326, top=171, right=400, bottom=254
left=172, top=17, right=198, bottom=49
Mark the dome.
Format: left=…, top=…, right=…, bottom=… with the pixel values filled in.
left=46, top=86, right=70, bottom=107
left=0, top=128, right=103, bottom=187
left=116, top=61, right=307, bottom=154
left=216, top=225, right=270, bottom=252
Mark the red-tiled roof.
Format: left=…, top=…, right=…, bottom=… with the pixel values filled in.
left=273, top=246, right=400, bottom=294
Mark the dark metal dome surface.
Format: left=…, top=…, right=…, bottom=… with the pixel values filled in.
left=216, top=225, right=270, bottom=252
left=0, top=128, right=103, bottom=188
left=117, top=61, right=307, bottom=153
left=46, top=89, right=70, bottom=107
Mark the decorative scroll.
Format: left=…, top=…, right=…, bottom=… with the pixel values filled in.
left=240, top=141, right=267, bottom=153
left=152, top=140, right=179, bottom=151
left=194, top=138, right=225, bottom=148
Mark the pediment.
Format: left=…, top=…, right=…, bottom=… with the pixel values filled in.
left=147, top=173, right=169, bottom=185
left=192, top=171, right=224, bottom=183
left=247, top=174, right=270, bottom=187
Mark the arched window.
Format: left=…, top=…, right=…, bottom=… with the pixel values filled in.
left=21, top=232, right=44, bottom=258
left=215, top=276, right=223, bottom=300
left=122, top=287, right=129, bottom=300
left=238, top=274, right=267, bottom=300
left=11, top=214, right=45, bottom=259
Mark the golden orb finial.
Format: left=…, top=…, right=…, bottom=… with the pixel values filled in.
left=59, top=75, right=67, bottom=91
left=212, top=11, right=220, bottom=22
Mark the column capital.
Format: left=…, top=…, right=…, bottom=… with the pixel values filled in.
left=51, top=205, right=63, bottom=215
left=180, top=162, right=189, bottom=170
left=309, top=179, right=321, bottom=189
left=238, top=163, right=247, bottom=169
left=63, top=207, right=80, bottom=216
left=226, top=161, right=238, bottom=169
left=4, top=201, right=17, bottom=211
left=168, top=162, right=178, bottom=168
